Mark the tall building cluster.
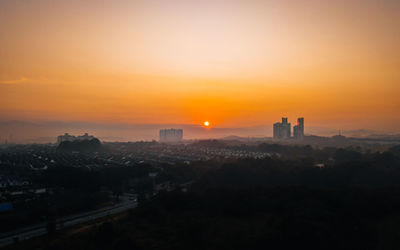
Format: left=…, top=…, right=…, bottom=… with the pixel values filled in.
left=159, top=129, right=183, bottom=143
left=273, top=117, right=304, bottom=140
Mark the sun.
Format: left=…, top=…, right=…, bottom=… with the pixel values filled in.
left=203, top=121, right=210, bottom=127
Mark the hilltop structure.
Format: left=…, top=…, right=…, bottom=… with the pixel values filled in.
left=57, top=133, right=95, bottom=144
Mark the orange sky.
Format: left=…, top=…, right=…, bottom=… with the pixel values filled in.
left=1, top=0, right=400, bottom=132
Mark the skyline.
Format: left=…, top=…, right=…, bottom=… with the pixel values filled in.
left=1, top=0, right=400, bottom=133
left=0, top=119, right=398, bottom=144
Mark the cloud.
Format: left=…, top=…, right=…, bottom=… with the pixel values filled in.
left=0, top=77, right=31, bottom=84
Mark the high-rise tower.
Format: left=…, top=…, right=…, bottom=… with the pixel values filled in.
left=159, top=129, right=183, bottom=143
left=293, top=117, right=304, bottom=139
left=273, top=117, right=291, bottom=139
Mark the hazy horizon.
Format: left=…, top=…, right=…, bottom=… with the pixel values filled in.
left=1, top=119, right=399, bottom=144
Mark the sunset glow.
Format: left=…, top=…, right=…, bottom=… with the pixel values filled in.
left=204, top=121, right=210, bottom=127
left=1, top=0, right=400, bottom=137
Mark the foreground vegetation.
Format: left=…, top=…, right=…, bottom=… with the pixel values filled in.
left=4, top=143, right=400, bottom=249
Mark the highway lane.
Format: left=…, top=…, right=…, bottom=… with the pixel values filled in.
left=0, top=200, right=137, bottom=248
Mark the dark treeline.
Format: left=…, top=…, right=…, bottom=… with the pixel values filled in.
left=193, top=152, right=400, bottom=190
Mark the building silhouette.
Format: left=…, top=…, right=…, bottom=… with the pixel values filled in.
left=159, top=129, right=183, bottom=143
left=273, top=117, right=304, bottom=140
left=293, top=117, right=304, bottom=139
left=57, top=133, right=95, bottom=144
left=273, top=117, right=291, bottom=139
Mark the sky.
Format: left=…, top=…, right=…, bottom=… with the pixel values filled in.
left=1, top=0, right=400, bottom=139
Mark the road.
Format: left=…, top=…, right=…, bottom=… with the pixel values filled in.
left=0, top=198, right=137, bottom=248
